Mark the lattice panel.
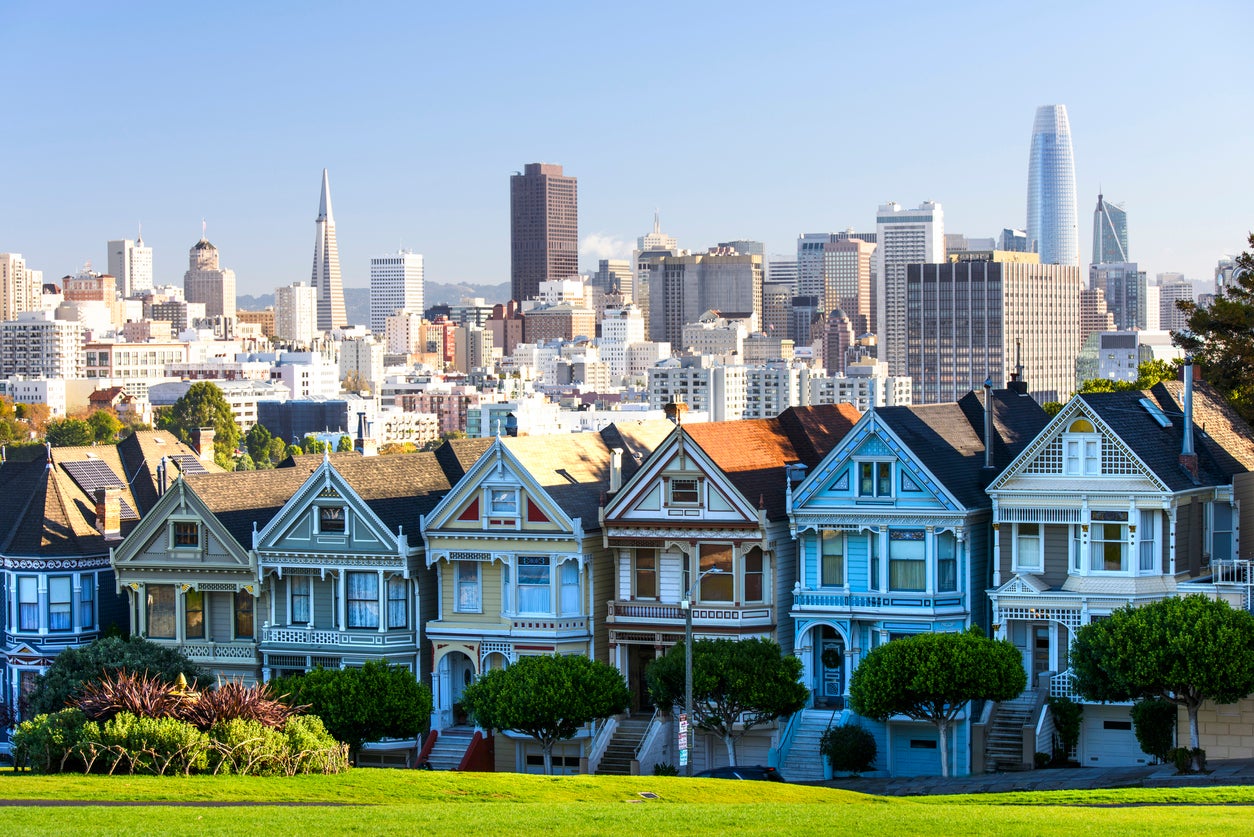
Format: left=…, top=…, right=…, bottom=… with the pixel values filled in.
left=1023, top=438, right=1063, bottom=474
left=995, top=605, right=1081, bottom=628
left=1100, top=441, right=1141, bottom=475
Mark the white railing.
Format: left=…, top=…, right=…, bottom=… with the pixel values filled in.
left=792, top=590, right=965, bottom=611
left=509, top=616, right=589, bottom=633
left=178, top=642, right=257, bottom=662
left=586, top=715, right=619, bottom=775
left=607, top=601, right=773, bottom=626
left=260, top=627, right=417, bottom=648
left=634, top=710, right=669, bottom=776
left=1048, top=668, right=1077, bottom=700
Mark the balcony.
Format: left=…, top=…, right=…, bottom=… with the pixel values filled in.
left=177, top=641, right=258, bottom=665
left=607, top=600, right=773, bottom=630
left=260, top=626, right=418, bottom=650
left=790, top=588, right=967, bottom=617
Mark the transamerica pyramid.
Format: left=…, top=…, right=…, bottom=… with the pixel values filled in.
left=311, top=168, right=347, bottom=332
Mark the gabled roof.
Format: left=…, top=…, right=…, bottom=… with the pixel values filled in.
left=117, top=430, right=224, bottom=514
left=776, top=404, right=864, bottom=467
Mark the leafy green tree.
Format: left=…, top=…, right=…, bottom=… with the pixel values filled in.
left=44, top=417, right=94, bottom=447
left=336, top=435, right=353, bottom=452
left=27, top=637, right=203, bottom=718
left=87, top=410, right=123, bottom=443
left=1041, top=401, right=1063, bottom=418
left=1175, top=232, right=1254, bottom=421
left=301, top=436, right=328, bottom=454
left=1130, top=698, right=1177, bottom=765
left=235, top=453, right=256, bottom=471
left=1078, top=360, right=1180, bottom=395
left=0, top=397, right=28, bottom=443
left=647, top=638, right=807, bottom=766
left=462, top=654, right=630, bottom=774
left=157, top=382, right=241, bottom=469
left=1070, top=594, right=1254, bottom=769
left=14, top=402, right=50, bottom=435
left=848, top=628, right=1025, bottom=777
left=270, top=661, right=431, bottom=759
left=243, top=423, right=274, bottom=464
left=285, top=443, right=303, bottom=461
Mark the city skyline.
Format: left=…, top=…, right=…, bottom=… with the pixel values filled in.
left=2, top=2, right=1250, bottom=295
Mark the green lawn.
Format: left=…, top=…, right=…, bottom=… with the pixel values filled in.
left=0, top=771, right=1251, bottom=836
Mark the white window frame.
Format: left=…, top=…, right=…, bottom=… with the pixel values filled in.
left=80, top=573, right=95, bottom=630
left=290, top=575, right=312, bottom=624
left=168, top=518, right=201, bottom=550
left=820, top=531, right=844, bottom=588
left=559, top=559, right=580, bottom=616
left=48, top=575, right=72, bottom=633
left=316, top=504, right=347, bottom=535
left=1139, top=509, right=1158, bottom=572
left=1089, top=511, right=1130, bottom=574
left=488, top=488, right=518, bottom=517
left=1013, top=523, right=1043, bottom=572
left=668, top=476, right=701, bottom=506
left=455, top=561, right=482, bottom=614
left=517, top=556, right=552, bottom=615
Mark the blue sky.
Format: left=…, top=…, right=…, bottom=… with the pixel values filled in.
left=2, top=1, right=1250, bottom=295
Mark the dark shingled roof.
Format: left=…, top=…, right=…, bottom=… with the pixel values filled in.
left=117, top=430, right=224, bottom=514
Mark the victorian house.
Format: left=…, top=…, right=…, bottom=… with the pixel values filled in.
left=600, top=405, right=860, bottom=771
left=785, top=388, right=1047, bottom=778
left=422, top=423, right=672, bottom=773
left=986, top=374, right=1254, bottom=768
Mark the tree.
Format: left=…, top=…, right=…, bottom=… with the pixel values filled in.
left=379, top=442, right=418, bottom=455
left=157, top=382, right=241, bottom=469
left=27, top=637, right=203, bottom=718
left=235, top=453, right=257, bottom=471
left=647, top=638, right=807, bottom=766
left=1078, top=359, right=1180, bottom=395
left=461, top=654, right=630, bottom=774
left=301, top=436, right=328, bottom=454
left=1175, top=232, right=1254, bottom=421
left=270, top=661, right=430, bottom=759
left=1041, top=401, right=1064, bottom=418
left=336, top=435, right=353, bottom=452
left=848, top=628, right=1025, bottom=777
left=243, top=423, right=274, bottom=466
left=14, top=402, right=50, bottom=435
left=342, top=369, right=369, bottom=394
left=87, top=409, right=122, bottom=443
left=44, top=417, right=94, bottom=447
left=0, top=397, right=27, bottom=443
left=1070, top=594, right=1254, bottom=769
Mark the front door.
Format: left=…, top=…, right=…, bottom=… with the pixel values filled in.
left=630, top=644, right=656, bottom=713
left=817, top=632, right=845, bottom=708
left=1031, top=625, right=1050, bottom=685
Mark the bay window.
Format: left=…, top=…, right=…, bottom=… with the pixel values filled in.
left=1015, top=523, right=1042, bottom=571
left=1139, top=510, right=1157, bottom=571
left=518, top=556, right=551, bottom=614
left=743, top=546, right=764, bottom=602
left=559, top=560, right=580, bottom=615
left=868, top=533, right=881, bottom=592
left=889, top=530, right=926, bottom=592
left=1090, top=511, right=1128, bottom=572
left=387, top=577, right=407, bottom=628
left=291, top=576, right=311, bottom=624
left=80, top=576, right=95, bottom=630
left=456, top=561, right=481, bottom=613
left=699, top=544, right=733, bottom=601
left=937, top=532, right=958, bottom=593
left=185, top=589, right=204, bottom=639
left=820, top=532, right=844, bottom=587
left=347, top=572, right=379, bottom=628
left=234, top=589, right=254, bottom=638
left=48, top=576, right=72, bottom=632
left=147, top=584, right=175, bottom=639
left=634, top=549, right=657, bottom=599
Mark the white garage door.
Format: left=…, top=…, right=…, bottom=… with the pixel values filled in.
left=1081, top=707, right=1147, bottom=767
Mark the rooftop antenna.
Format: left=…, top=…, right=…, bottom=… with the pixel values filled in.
left=201, top=218, right=207, bottom=240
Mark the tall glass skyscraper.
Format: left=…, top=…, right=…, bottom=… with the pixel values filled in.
left=1092, top=193, right=1129, bottom=264
left=1026, top=105, right=1078, bottom=266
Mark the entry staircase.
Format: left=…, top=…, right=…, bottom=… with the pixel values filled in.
left=984, top=692, right=1037, bottom=772
left=594, top=714, right=653, bottom=775
left=779, top=708, right=838, bottom=781
left=425, top=728, right=476, bottom=770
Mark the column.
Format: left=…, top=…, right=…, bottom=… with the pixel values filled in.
left=136, top=584, right=148, bottom=637
left=175, top=587, right=185, bottom=643
left=338, top=570, right=347, bottom=632
left=924, top=526, right=934, bottom=594
left=991, top=523, right=1001, bottom=587
left=37, top=575, right=48, bottom=635
left=1168, top=505, right=1178, bottom=575
left=377, top=569, right=386, bottom=633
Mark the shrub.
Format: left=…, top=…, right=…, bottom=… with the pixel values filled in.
left=182, top=679, right=303, bottom=730
left=76, top=670, right=191, bottom=722
left=283, top=715, right=351, bottom=775
left=80, top=712, right=210, bottom=775
left=1130, top=698, right=1177, bottom=764
left=1047, top=696, right=1083, bottom=758
left=1170, top=746, right=1208, bottom=774
left=819, top=723, right=877, bottom=775
left=209, top=718, right=291, bottom=776
left=652, top=761, right=678, bottom=776
left=12, top=709, right=88, bottom=773
left=27, top=637, right=201, bottom=718
left=1034, top=751, right=1051, bottom=769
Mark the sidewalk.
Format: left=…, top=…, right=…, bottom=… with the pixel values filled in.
left=812, top=758, right=1254, bottom=796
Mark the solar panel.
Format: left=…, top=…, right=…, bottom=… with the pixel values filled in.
left=170, top=454, right=208, bottom=474
left=61, top=460, right=140, bottom=521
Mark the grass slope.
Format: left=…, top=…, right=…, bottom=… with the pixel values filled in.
left=0, top=771, right=1251, bottom=836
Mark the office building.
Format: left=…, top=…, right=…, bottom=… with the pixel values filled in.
left=108, top=234, right=153, bottom=297
left=311, top=168, right=347, bottom=332
left=183, top=234, right=236, bottom=321
left=1089, top=262, right=1146, bottom=331
left=1159, top=280, right=1195, bottom=332
left=904, top=251, right=1081, bottom=404
left=876, top=201, right=945, bottom=375
left=1, top=253, right=42, bottom=321
left=647, top=248, right=763, bottom=344
left=1075, top=330, right=1182, bottom=388
left=339, top=337, right=385, bottom=393
left=369, top=250, right=424, bottom=335
left=510, top=163, right=578, bottom=303
left=0, top=311, right=86, bottom=378
left=275, top=282, right=319, bottom=346
left=1026, top=104, right=1079, bottom=265
left=998, top=228, right=1032, bottom=253
left=761, top=281, right=793, bottom=341
left=822, top=238, right=875, bottom=334
left=1079, top=287, right=1116, bottom=346
left=768, top=259, right=797, bottom=288
left=1092, top=194, right=1128, bottom=264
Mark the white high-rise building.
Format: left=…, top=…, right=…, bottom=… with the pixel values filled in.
left=311, top=168, right=347, bottom=332
left=0, top=253, right=42, bottom=321
left=108, top=233, right=153, bottom=297
left=275, top=282, right=319, bottom=346
left=183, top=234, right=236, bottom=321
left=875, top=201, right=944, bottom=375
left=0, top=310, right=86, bottom=379
left=369, top=250, right=424, bottom=335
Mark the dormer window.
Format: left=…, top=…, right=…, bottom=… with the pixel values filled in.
left=489, top=489, right=518, bottom=516
left=669, top=478, right=700, bottom=505
left=1064, top=419, right=1100, bottom=476
left=171, top=521, right=200, bottom=549
left=319, top=506, right=346, bottom=534
left=858, top=462, right=892, bottom=498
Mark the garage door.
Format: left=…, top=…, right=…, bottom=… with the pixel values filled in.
left=890, top=727, right=948, bottom=777
left=1081, top=707, right=1147, bottom=767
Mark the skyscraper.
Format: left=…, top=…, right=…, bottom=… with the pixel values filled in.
left=876, top=201, right=944, bottom=375
left=108, top=233, right=153, bottom=297
left=1026, top=104, right=1079, bottom=266
left=1092, top=194, right=1128, bottom=264
left=1090, top=262, right=1146, bottom=331
left=183, top=233, right=236, bottom=321
left=275, top=282, right=319, bottom=346
left=311, top=168, right=346, bottom=332
left=0, top=253, right=42, bottom=321
left=510, top=163, right=578, bottom=303
left=369, top=250, right=424, bottom=334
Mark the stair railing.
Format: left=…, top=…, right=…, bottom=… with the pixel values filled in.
left=586, top=714, right=620, bottom=775
left=769, top=709, right=803, bottom=768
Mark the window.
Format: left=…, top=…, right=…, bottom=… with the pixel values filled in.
left=1139, top=509, right=1157, bottom=571
left=889, top=530, right=926, bottom=592
left=500, top=563, right=511, bottom=614
left=48, top=576, right=72, bottom=632
left=172, top=521, right=199, bottom=548
left=234, top=589, right=254, bottom=638
left=518, top=556, right=551, bottom=614
left=669, top=477, right=700, bottom=505
left=291, top=576, right=311, bottom=624
left=820, top=532, right=844, bottom=587
left=937, top=532, right=958, bottom=593
left=1015, top=523, right=1042, bottom=571
left=387, top=577, right=407, bottom=628
left=743, top=546, right=764, bottom=602
left=1090, top=511, right=1128, bottom=572
left=319, top=506, right=346, bottom=534
left=489, top=489, right=517, bottom=515
left=868, top=532, right=881, bottom=592
left=147, top=584, right=175, bottom=639
left=347, top=572, right=379, bottom=627
left=858, top=462, right=892, bottom=498
left=1212, top=503, right=1234, bottom=564
left=699, top=544, right=733, bottom=601
left=559, top=560, right=580, bottom=615
left=80, top=576, right=95, bottom=630
left=185, top=589, right=205, bottom=639
left=634, top=549, right=657, bottom=599
left=1064, top=420, right=1100, bottom=476
left=456, top=562, right=481, bottom=613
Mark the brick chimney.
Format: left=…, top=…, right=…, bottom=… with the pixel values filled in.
left=95, top=487, right=122, bottom=539
left=192, top=426, right=215, bottom=462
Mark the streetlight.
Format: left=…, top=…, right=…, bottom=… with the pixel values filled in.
left=682, top=566, right=724, bottom=777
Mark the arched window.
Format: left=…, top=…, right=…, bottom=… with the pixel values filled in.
left=1064, top=418, right=1100, bottom=475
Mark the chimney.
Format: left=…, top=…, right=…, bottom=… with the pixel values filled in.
left=609, top=448, right=624, bottom=493
left=1180, top=356, right=1199, bottom=481
left=192, top=426, right=215, bottom=462
left=664, top=399, right=688, bottom=425
left=158, top=456, right=168, bottom=496
left=95, top=487, right=122, bottom=539
left=354, top=411, right=377, bottom=457
left=983, top=378, right=995, bottom=470
left=1007, top=338, right=1029, bottom=395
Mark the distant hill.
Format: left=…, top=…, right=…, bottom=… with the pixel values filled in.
left=238, top=281, right=510, bottom=326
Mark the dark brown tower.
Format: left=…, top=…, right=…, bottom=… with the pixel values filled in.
left=510, top=163, right=578, bottom=303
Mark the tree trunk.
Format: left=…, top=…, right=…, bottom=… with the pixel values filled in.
left=936, top=718, right=950, bottom=779
left=543, top=740, right=553, bottom=775
left=724, top=733, right=737, bottom=767
left=1188, top=701, right=1203, bottom=772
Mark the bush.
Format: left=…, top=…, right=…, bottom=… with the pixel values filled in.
left=27, top=637, right=202, bottom=718
left=209, top=718, right=291, bottom=776
left=80, top=712, right=210, bottom=775
left=1131, top=699, right=1177, bottom=764
left=1169, top=746, right=1208, bottom=774
left=1034, top=751, right=1051, bottom=769
left=283, top=715, right=351, bottom=775
left=12, top=709, right=88, bottom=773
left=1047, top=696, right=1083, bottom=759
left=182, top=679, right=303, bottom=730
left=652, top=761, right=678, bottom=776
left=819, top=723, right=877, bottom=775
